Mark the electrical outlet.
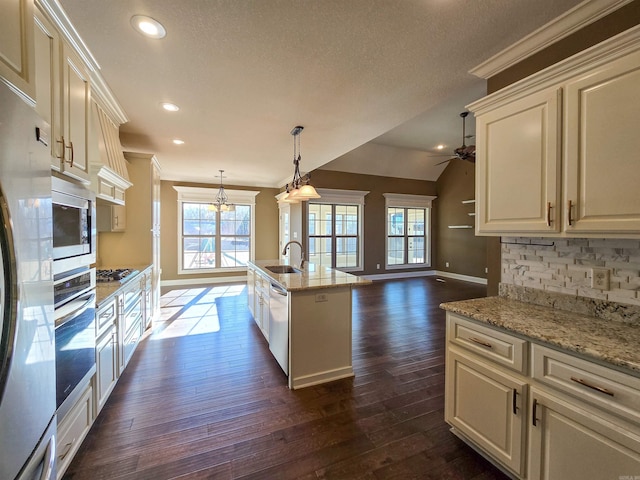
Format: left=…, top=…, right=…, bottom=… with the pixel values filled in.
left=485, top=267, right=488, bottom=274
left=376, top=263, right=380, bottom=270
left=315, top=293, right=328, bottom=302
left=591, top=267, right=610, bottom=290
left=445, top=262, right=450, bottom=268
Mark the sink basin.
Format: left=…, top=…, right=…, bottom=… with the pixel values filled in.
left=265, top=265, right=302, bottom=274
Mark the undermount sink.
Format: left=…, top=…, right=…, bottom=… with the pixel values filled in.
left=265, top=265, right=302, bottom=274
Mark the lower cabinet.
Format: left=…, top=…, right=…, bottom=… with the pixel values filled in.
left=95, top=323, right=118, bottom=414
left=445, top=312, right=640, bottom=479
left=56, top=383, right=93, bottom=480
left=251, top=271, right=270, bottom=340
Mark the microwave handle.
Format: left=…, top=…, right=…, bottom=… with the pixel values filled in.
left=56, top=291, right=96, bottom=327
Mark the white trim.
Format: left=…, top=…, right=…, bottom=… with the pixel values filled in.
left=383, top=193, right=436, bottom=208
left=290, top=366, right=354, bottom=390
left=363, top=270, right=436, bottom=281
left=434, top=271, right=488, bottom=285
left=161, top=275, right=246, bottom=287
left=311, top=188, right=369, bottom=205
left=174, top=186, right=259, bottom=274
left=469, top=0, right=633, bottom=79
left=468, top=24, right=640, bottom=114
left=384, top=194, right=434, bottom=269
left=173, top=185, right=259, bottom=205
left=307, top=189, right=368, bottom=271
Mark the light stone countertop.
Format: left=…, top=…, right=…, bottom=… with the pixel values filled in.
left=95, top=264, right=151, bottom=308
left=440, top=295, right=640, bottom=376
left=250, top=260, right=372, bottom=292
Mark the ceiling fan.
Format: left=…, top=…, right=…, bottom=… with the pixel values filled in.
left=434, top=111, right=476, bottom=166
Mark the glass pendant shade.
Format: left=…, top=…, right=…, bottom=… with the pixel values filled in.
left=296, top=184, right=320, bottom=199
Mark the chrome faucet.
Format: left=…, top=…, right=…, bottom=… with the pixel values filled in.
left=282, top=240, right=305, bottom=268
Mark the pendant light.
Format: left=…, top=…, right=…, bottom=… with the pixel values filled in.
left=281, top=126, right=320, bottom=203
left=213, top=170, right=235, bottom=212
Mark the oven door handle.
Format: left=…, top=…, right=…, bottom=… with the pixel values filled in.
left=55, top=291, right=96, bottom=328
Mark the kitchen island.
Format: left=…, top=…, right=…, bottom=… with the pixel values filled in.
left=247, top=260, right=371, bottom=389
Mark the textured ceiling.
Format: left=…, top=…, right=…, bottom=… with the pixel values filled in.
left=58, top=0, right=585, bottom=186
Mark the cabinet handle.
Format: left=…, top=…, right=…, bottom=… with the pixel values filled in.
left=114, top=215, right=119, bottom=227
left=570, top=376, right=614, bottom=397
left=532, top=398, right=539, bottom=427
left=56, top=136, right=66, bottom=161
left=567, top=200, right=573, bottom=226
left=512, top=388, right=518, bottom=414
left=66, top=141, right=74, bottom=167
left=546, top=202, right=552, bottom=227
left=112, top=331, right=118, bottom=346
left=469, top=337, right=493, bottom=349
left=59, top=438, right=76, bottom=460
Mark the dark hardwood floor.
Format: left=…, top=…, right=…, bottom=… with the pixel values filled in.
left=64, top=277, right=508, bottom=480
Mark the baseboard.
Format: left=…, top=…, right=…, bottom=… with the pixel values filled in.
left=362, top=270, right=436, bottom=281
left=161, top=275, right=246, bottom=287
left=290, top=366, right=354, bottom=390
left=434, top=271, right=487, bottom=285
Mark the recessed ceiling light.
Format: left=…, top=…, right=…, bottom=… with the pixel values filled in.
left=173, top=139, right=184, bottom=145
left=131, top=15, right=166, bottom=39
left=436, top=144, right=445, bottom=150
left=161, top=102, right=179, bottom=112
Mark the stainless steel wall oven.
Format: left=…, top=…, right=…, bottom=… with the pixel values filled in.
left=54, top=268, right=96, bottom=419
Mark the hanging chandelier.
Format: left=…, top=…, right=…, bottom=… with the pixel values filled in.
left=280, top=126, right=320, bottom=203
left=213, top=169, right=234, bottom=212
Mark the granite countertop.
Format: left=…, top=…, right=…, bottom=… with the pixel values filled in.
left=249, top=259, right=372, bottom=292
left=440, top=295, right=640, bottom=376
left=95, top=265, right=151, bottom=308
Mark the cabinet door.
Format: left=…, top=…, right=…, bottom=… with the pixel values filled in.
left=97, top=204, right=126, bottom=232
left=475, top=88, right=561, bottom=235
left=60, top=43, right=90, bottom=182
left=528, top=386, right=640, bottom=480
left=564, top=49, right=640, bottom=234
left=34, top=8, right=62, bottom=168
left=95, top=326, right=118, bottom=414
left=0, top=0, right=35, bottom=101
left=247, top=267, right=255, bottom=317
left=445, top=348, right=526, bottom=476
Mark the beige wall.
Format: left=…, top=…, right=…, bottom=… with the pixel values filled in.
left=311, top=169, right=437, bottom=276
left=159, top=180, right=280, bottom=282
left=434, top=159, right=487, bottom=279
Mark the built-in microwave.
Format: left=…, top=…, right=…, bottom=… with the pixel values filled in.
left=52, top=176, right=96, bottom=275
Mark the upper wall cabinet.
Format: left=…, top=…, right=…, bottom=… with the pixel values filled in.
left=470, top=26, right=640, bottom=238
left=35, top=4, right=91, bottom=183
left=0, top=0, right=36, bottom=102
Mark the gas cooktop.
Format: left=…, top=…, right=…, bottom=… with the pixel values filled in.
left=96, top=269, right=139, bottom=283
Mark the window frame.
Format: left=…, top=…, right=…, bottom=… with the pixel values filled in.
left=307, top=189, right=368, bottom=272
left=383, top=193, right=436, bottom=270
left=174, top=186, right=259, bottom=274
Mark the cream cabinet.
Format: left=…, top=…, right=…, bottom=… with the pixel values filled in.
left=474, top=88, right=561, bottom=234
left=95, top=297, right=118, bottom=415
left=247, top=265, right=256, bottom=318
left=0, top=0, right=35, bottom=101
left=34, top=4, right=91, bottom=183
left=56, top=383, right=93, bottom=479
left=446, top=312, right=640, bottom=479
left=97, top=203, right=126, bottom=232
left=471, top=31, right=640, bottom=237
left=253, top=271, right=270, bottom=340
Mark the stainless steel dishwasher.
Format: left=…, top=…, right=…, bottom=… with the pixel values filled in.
left=269, top=282, right=289, bottom=375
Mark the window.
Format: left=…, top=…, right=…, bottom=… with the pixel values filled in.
left=174, top=186, right=259, bottom=273
left=307, top=189, right=368, bottom=271
left=384, top=193, right=436, bottom=269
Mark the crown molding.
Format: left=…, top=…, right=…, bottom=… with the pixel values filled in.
left=37, top=0, right=129, bottom=124
left=469, top=0, right=634, bottom=80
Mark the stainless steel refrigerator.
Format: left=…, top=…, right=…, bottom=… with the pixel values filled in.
left=0, top=80, right=57, bottom=480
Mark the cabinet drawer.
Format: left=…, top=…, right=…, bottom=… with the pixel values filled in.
left=532, top=344, right=640, bottom=425
left=96, top=298, right=117, bottom=337
left=447, top=313, right=527, bottom=374
left=56, top=383, right=93, bottom=479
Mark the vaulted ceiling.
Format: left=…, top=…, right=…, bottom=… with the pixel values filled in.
left=58, top=0, right=585, bottom=186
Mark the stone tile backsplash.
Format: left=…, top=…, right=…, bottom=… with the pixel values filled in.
left=501, top=237, right=640, bottom=306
